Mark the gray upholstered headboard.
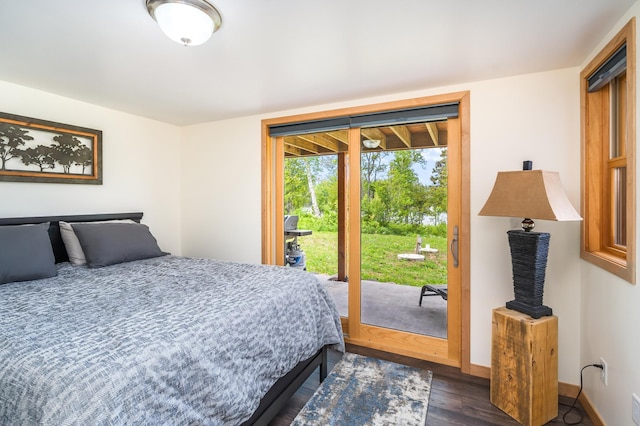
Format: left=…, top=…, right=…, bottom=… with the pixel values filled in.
left=0, top=212, right=143, bottom=263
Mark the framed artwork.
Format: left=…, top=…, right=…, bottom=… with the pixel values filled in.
left=0, top=112, right=102, bottom=184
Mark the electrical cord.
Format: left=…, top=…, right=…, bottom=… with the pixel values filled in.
left=561, top=363, right=603, bottom=425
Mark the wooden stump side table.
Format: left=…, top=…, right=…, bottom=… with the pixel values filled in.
left=490, top=307, right=558, bottom=426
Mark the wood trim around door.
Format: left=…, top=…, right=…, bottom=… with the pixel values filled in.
left=458, top=91, right=471, bottom=374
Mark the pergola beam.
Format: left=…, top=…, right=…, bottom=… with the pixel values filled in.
left=284, top=145, right=302, bottom=156
left=389, top=125, right=412, bottom=148
left=425, top=122, right=439, bottom=146
left=327, top=130, right=348, bottom=144
left=284, top=136, right=321, bottom=154
left=298, top=134, right=341, bottom=152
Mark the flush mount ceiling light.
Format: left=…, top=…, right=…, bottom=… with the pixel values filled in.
left=146, top=0, right=222, bottom=46
left=362, top=139, right=381, bottom=149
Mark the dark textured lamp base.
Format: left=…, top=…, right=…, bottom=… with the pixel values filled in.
left=506, top=300, right=552, bottom=319
left=507, top=230, right=553, bottom=320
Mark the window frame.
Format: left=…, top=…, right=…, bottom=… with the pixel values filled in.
left=580, top=18, right=636, bottom=283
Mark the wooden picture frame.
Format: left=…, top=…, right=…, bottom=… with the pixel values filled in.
left=0, top=112, right=102, bottom=184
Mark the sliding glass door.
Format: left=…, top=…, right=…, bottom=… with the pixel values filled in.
left=262, top=92, right=469, bottom=368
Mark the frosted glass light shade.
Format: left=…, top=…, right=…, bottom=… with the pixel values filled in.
left=147, top=0, right=222, bottom=46
left=362, top=139, right=381, bottom=149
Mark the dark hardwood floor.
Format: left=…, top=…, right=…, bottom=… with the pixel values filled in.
left=269, top=344, right=594, bottom=425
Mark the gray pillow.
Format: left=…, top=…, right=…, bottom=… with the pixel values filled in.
left=0, top=222, right=57, bottom=284
left=59, top=219, right=135, bottom=265
left=71, top=222, right=166, bottom=268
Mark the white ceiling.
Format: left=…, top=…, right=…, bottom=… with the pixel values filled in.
left=0, top=0, right=635, bottom=126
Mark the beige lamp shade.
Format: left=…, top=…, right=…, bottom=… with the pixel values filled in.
left=478, top=170, right=582, bottom=221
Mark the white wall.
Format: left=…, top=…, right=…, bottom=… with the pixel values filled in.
left=468, top=70, right=582, bottom=382
left=579, top=3, right=640, bottom=425
left=181, top=117, right=263, bottom=263
left=181, top=68, right=583, bottom=384
left=0, top=80, right=183, bottom=255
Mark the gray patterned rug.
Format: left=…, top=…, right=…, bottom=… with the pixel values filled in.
left=292, top=353, right=432, bottom=425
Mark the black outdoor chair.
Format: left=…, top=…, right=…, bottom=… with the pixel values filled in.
left=419, top=284, right=448, bottom=306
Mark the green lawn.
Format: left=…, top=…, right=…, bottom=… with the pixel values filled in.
left=297, top=231, right=448, bottom=287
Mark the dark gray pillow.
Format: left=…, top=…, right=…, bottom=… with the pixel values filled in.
left=71, top=222, right=166, bottom=268
left=0, top=222, right=57, bottom=284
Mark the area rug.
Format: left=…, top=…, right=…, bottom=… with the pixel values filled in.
left=291, top=353, right=432, bottom=425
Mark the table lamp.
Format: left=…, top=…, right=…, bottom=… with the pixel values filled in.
left=479, top=161, right=582, bottom=318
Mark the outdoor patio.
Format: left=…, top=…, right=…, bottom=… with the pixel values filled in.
left=317, top=274, right=448, bottom=339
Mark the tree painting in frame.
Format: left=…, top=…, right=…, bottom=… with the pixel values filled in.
left=0, top=112, right=102, bottom=184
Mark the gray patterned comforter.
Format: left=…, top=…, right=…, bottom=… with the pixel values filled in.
left=0, top=256, right=344, bottom=425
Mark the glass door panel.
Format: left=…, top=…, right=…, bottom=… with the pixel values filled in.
left=282, top=131, right=349, bottom=317
left=359, top=122, right=448, bottom=338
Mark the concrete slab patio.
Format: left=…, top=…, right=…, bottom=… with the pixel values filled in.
left=317, top=274, right=448, bottom=339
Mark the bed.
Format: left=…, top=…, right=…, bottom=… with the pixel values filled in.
left=0, top=212, right=344, bottom=425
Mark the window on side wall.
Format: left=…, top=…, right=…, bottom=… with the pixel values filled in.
left=581, top=18, right=636, bottom=283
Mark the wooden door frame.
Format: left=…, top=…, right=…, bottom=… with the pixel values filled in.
left=261, top=91, right=471, bottom=372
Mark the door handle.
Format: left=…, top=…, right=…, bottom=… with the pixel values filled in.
left=451, top=225, right=459, bottom=268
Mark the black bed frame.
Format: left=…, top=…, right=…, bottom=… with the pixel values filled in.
left=0, top=212, right=329, bottom=425
left=242, top=346, right=328, bottom=425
